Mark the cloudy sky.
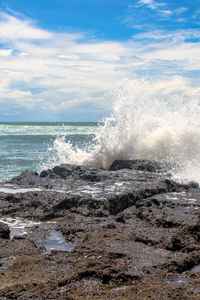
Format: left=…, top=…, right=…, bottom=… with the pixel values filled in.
left=0, top=0, right=200, bottom=121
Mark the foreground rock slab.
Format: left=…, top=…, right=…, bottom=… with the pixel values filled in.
left=0, top=160, right=199, bottom=299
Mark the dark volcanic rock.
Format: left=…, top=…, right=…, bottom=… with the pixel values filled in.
left=0, top=161, right=195, bottom=220
left=0, top=160, right=200, bottom=299
left=109, top=159, right=171, bottom=173
left=40, top=164, right=108, bottom=182
left=9, top=170, right=39, bottom=185
left=0, top=222, right=10, bottom=239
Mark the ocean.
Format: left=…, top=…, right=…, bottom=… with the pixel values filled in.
left=0, top=122, right=99, bottom=182
left=1, top=79, right=200, bottom=183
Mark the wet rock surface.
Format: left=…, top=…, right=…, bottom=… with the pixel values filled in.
left=0, top=160, right=199, bottom=299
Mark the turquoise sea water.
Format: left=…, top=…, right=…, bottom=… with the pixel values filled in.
left=0, top=122, right=99, bottom=182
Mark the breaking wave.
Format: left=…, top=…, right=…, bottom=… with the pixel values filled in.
left=44, top=78, right=200, bottom=182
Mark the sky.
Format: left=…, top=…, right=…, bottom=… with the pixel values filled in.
left=0, top=0, right=200, bottom=121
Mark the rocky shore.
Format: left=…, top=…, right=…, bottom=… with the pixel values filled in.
left=0, top=160, right=200, bottom=299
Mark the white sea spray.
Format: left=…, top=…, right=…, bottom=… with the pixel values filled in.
left=44, top=78, right=200, bottom=182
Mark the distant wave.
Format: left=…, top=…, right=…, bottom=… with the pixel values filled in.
left=0, top=123, right=98, bottom=136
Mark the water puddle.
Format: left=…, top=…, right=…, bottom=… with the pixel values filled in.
left=111, top=286, right=130, bottom=292
left=187, top=198, right=197, bottom=203
left=0, top=256, right=17, bottom=272
left=191, top=265, right=200, bottom=272
left=0, top=218, right=74, bottom=272
left=73, top=185, right=103, bottom=197
left=42, top=230, right=75, bottom=254
left=114, top=182, right=124, bottom=186
left=168, top=265, right=200, bottom=285
left=169, top=276, right=187, bottom=285
left=0, top=217, right=41, bottom=239
left=0, top=218, right=74, bottom=253
left=0, top=187, right=43, bottom=194
left=0, top=186, right=70, bottom=195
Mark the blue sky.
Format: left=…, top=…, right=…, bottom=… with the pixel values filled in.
left=0, top=0, right=200, bottom=121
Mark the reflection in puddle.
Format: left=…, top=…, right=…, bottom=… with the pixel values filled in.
left=169, top=276, right=187, bottom=285
left=42, top=230, right=75, bottom=254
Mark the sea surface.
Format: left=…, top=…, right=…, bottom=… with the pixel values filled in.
left=0, top=122, right=99, bottom=182
left=1, top=79, right=200, bottom=183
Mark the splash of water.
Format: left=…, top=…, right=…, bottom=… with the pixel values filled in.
left=43, top=78, right=200, bottom=182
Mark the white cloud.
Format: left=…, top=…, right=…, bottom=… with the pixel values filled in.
left=0, top=49, right=12, bottom=56
left=0, top=10, right=199, bottom=120
left=0, top=12, right=83, bottom=57
left=151, top=76, right=200, bottom=96
left=0, top=12, right=52, bottom=41
left=176, top=18, right=187, bottom=23
left=133, top=29, right=200, bottom=43
left=158, top=10, right=173, bottom=15
left=174, top=7, right=188, bottom=15
left=192, top=9, right=200, bottom=19
left=19, top=52, right=29, bottom=56
left=9, top=90, right=32, bottom=98
left=138, top=0, right=166, bottom=10
left=57, top=55, right=79, bottom=60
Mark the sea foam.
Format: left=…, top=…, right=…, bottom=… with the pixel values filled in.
left=44, top=78, right=200, bottom=182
